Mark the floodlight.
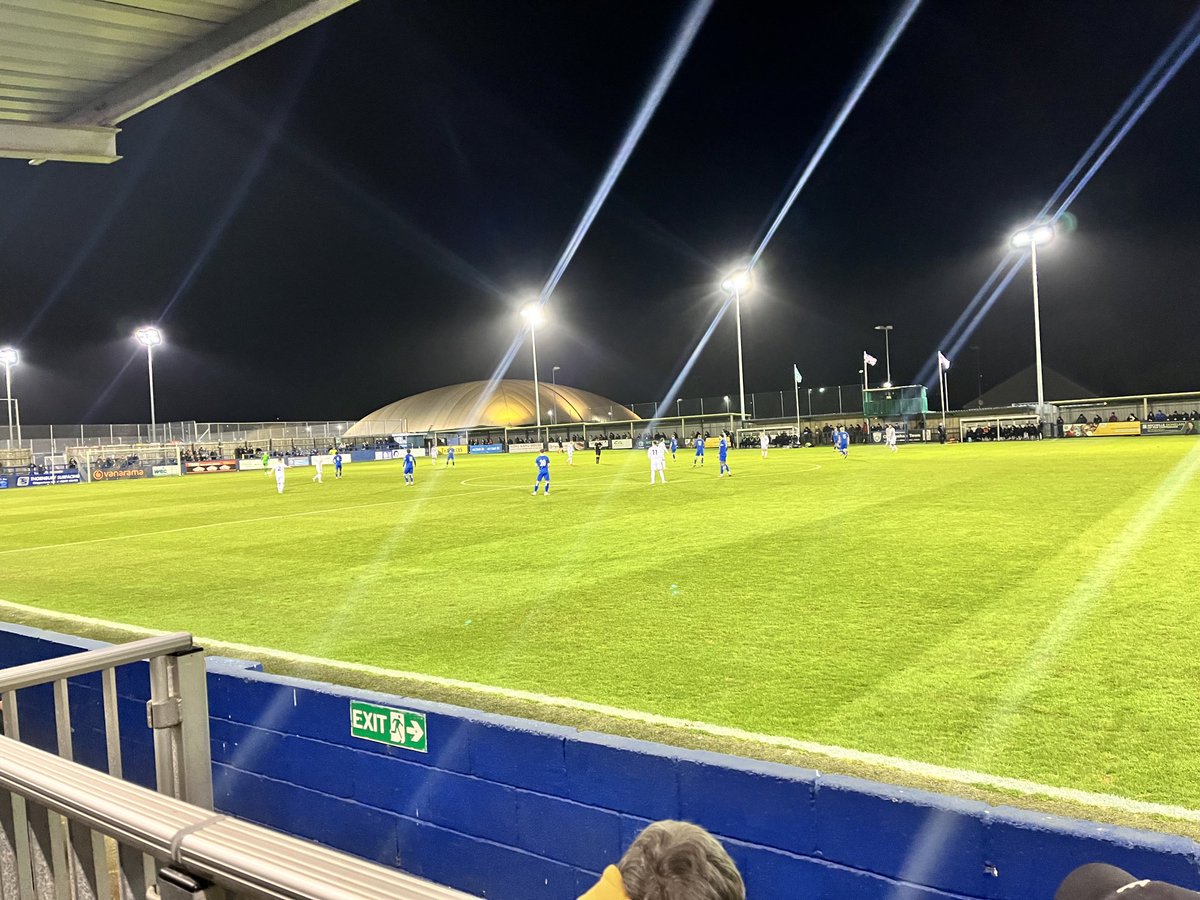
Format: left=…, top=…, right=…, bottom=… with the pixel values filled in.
left=1010, top=223, right=1055, bottom=248
left=720, top=268, right=752, bottom=294
left=135, top=326, right=163, bottom=347
left=520, top=303, right=545, bottom=328
left=0, top=347, right=18, bottom=367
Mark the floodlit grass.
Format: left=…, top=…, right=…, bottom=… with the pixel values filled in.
left=2, top=438, right=1199, bottom=810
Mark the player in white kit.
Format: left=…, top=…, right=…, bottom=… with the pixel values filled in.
left=312, top=455, right=324, bottom=483
left=566, top=441, right=575, bottom=465
left=273, top=458, right=287, bottom=494
left=648, top=439, right=667, bottom=485
left=760, top=432, right=770, bottom=458
left=885, top=424, right=898, bottom=452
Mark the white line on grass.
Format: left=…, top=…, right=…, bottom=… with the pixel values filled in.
left=0, top=597, right=1196, bottom=824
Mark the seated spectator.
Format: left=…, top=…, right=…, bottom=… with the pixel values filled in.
left=1056, top=862, right=1200, bottom=899
left=1076, top=413, right=1087, bottom=424
left=1108, top=413, right=1118, bottom=423
left=579, top=820, right=745, bottom=900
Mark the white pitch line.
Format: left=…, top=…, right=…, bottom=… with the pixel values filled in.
left=0, top=598, right=1196, bottom=825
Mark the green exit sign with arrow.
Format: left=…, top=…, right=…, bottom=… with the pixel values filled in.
left=350, top=700, right=427, bottom=753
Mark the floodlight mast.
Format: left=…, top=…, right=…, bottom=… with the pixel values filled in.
left=0, top=346, right=18, bottom=448
left=521, top=303, right=545, bottom=441
left=721, top=268, right=753, bottom=420
left=1010, top=224, right=1055, bottom=413
left=134, top=327, right=162, bottom=443
left=874, top=324, right=894, bottom=385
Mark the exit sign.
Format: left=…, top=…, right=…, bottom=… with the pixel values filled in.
left=350, top=700, right=427, bottom=753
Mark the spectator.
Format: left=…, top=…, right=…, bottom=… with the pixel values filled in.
left=1108, top=413, right=1118, bottom=423
left=1056, top=862, right=1200, bottom=899
left=578, top=820, right=745, bottom=900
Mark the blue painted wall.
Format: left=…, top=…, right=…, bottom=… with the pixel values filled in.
left=2, top=623, right=1197, bottom=899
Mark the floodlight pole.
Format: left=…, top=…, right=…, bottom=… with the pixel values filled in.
left=146, top=342, right=157, bottom=444
left=1030, top=241, right=1045, bottom=412
left=875, top=324, right=894, bottom=385
left=3, top=360, right=12, bottom=449
left=529, top=321, right=542, bottom=441
left=734, top=286, right=746, bottom=420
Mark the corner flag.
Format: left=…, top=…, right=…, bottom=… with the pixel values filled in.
left=793, top=365, right=802, bottom=384
left=938, top=350, right=951, bottom=370
left=864, top=351, right=878, bottom=367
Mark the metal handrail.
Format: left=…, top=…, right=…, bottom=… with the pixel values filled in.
left=0, top=736, right=473, bottom=899
left=0, top=633, right=194, bottom=693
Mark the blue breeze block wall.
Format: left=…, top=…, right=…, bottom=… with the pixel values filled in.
left=2, top=623, right=1198, bottom=899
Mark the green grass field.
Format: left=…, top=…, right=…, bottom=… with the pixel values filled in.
left=3, top=439, right=1199, bottom=815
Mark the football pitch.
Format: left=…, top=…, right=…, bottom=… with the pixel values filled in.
left=2, top=438, right=1199, bottom=817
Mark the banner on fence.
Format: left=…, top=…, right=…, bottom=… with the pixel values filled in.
left=2, top=472, right=85, bottom=488
left=508, top=443, right=544, bottom=453
left=469, top=444, right=504, bottom=454
left=611, top=438, right=633, bottom=450
left=152, top=465, right=182, bottom=477
left=93, top=467, right=152, bottom=481
left=1142, top=421, right=1197, bottom=436
left=184, top=460, right=238, bottom=475
left=1091, top=422, right=1142, bottom=437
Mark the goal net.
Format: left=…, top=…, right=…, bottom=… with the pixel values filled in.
left=70, top=444, right=183, bottom=483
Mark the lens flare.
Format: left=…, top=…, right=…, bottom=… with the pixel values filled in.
left=749, top=0, right=921, bottom=269
left=469, top=0, right=714, bottom=426
left=918, top=10, right=1200, bottom=387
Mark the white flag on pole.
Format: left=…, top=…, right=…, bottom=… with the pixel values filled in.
left=938, top=351, right=951, bottom=370
left=793, top=365, right=802, bottom=384
left=863, top=351, right=878, bottom=367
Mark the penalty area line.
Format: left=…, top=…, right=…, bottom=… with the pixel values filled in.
left=0, top=599, right=1196, bottom=825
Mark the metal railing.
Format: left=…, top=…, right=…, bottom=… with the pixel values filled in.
left=0, top=633, right=471, bottom=899
left=1, top=633, right=213, bottom=900
left=0, top=737, right=472, bottom=899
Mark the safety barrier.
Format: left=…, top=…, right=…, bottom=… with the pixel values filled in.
left=3, top=624, right=1199, bottom=899
left=0, top=631, right=471, bottom=899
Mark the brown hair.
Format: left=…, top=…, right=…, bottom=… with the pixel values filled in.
left=617, top=820, right=745, bottom=900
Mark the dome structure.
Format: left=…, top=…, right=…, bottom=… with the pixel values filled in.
left=345, top=380, right=639, bottom=435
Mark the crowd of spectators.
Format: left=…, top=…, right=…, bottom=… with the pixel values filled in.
left=965, top=421, right=1043, bottom=441
left=94, top=453, right=143, bottom=469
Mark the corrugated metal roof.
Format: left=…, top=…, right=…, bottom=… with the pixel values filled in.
left=0, top=0, right=356, bottom=163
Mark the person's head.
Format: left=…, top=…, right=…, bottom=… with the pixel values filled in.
left=617, top=820, right=745, bottom=900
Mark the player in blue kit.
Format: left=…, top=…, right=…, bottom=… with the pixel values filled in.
left=531, top=452, right=551, bottom=496
left=670, top=434, right=678, bottom=460
left=446, top=447, right=455, bottom=467
left=333, top=451, right=343, bottom=479
left=718, top=433, right=732, bottom=477
left=403, top=448, right=415, bottom=484
left=834, top=427, right=849, bottom=459
left=692, top=433, right=705, bottom=467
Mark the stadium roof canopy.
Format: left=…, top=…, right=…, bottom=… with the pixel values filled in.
left=346, top=380, right=640, bottom=436
left=0, top=0, right=356, bottom=165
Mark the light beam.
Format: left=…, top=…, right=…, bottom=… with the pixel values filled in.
left=748, top=0, right=922, bottom=269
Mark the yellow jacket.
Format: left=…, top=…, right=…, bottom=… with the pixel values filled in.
left=578, top=865, right=629, bottom=900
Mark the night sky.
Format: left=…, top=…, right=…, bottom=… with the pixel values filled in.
left=2, top=0, right=1198, bottom=425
